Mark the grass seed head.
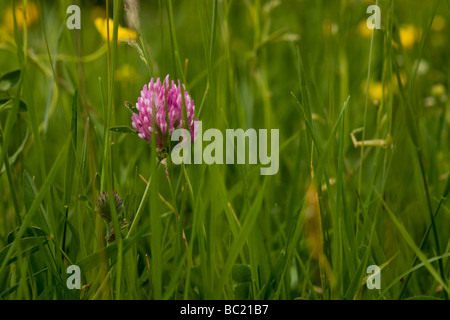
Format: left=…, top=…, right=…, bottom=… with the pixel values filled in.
left=96, top=191, right=124, bottom=222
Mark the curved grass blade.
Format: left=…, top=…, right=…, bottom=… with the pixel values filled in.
left=218, top=178, right=267, bottom=295
left=374, top=190, right=450, bottom=295
left=0, top=69, right=21, bottom=92
left=0, top=135, right=71, bottom=275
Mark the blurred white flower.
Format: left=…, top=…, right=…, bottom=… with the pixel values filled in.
left=413, top=59, right=429, bottom=76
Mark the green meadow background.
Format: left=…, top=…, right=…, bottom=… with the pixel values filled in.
left=0, top=0, right=449, bottom=300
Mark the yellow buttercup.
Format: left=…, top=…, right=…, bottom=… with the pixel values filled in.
left=94, top=17, right=138, bottom=44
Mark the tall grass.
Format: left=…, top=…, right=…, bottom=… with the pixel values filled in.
left=0, top=0, right=449, bottom=300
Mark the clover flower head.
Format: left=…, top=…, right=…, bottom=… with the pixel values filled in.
left=131, top=75, right=198, bottom=150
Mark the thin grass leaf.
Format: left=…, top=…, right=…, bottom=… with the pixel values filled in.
left=167, top=0, right=186, bottom=84
left=382, top=252, right=450, bottom=297
left=0, top=237, right=48, bottom=266
left=23, top=170, right=50, bottom=232
left=0, top=135, right=71, bottom=275
left=76, top=228, right=148, bottom=272
left=218, top=178, right=267, bottom=295
left=124, top=101, right=139, bottom=115
left=398, top=174, right=450, bottom=298
left=0, top=99, right=27, bottom=113
left=375, top=191, right=450, bottom=295
left=109, top=126, right=138, bottom=134
left=0, top=69, right=21, bottom=92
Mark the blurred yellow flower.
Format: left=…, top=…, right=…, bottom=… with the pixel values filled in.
left=362, top=81, right=386, bottom=104
left=432, top=84, right=447, bottom=103
left=362, top=74, right=407, bottom=104
left=432, top=84, right=446, bottom=97
left=358, top=20, right=372, bottom=38
left=369, top=82, right=384, bottom=101
left=1, top=2, right=39, bottom=33
left=115, top=64, right=138, bottom=82
left=431, top=15, right=446, bottom=32
left=430, top=15, right=446, bottom=47
left=94, top=17, right=138, bottom=44
left=399, top=25, right=420, bottom=50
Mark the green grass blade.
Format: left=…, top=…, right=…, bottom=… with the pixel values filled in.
left=218, top=178, right=267, bottom=296
left=0, top=135, right=71, bottom=275
left=376, top=191, right=450, bottom=295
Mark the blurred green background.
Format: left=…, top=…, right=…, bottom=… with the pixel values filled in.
left=0, top=0, right=449, bottom=300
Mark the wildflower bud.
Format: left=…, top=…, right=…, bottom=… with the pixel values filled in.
left=432, top=84, right=445, bottom=97
left=95, top=191, right=124, bottom=222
